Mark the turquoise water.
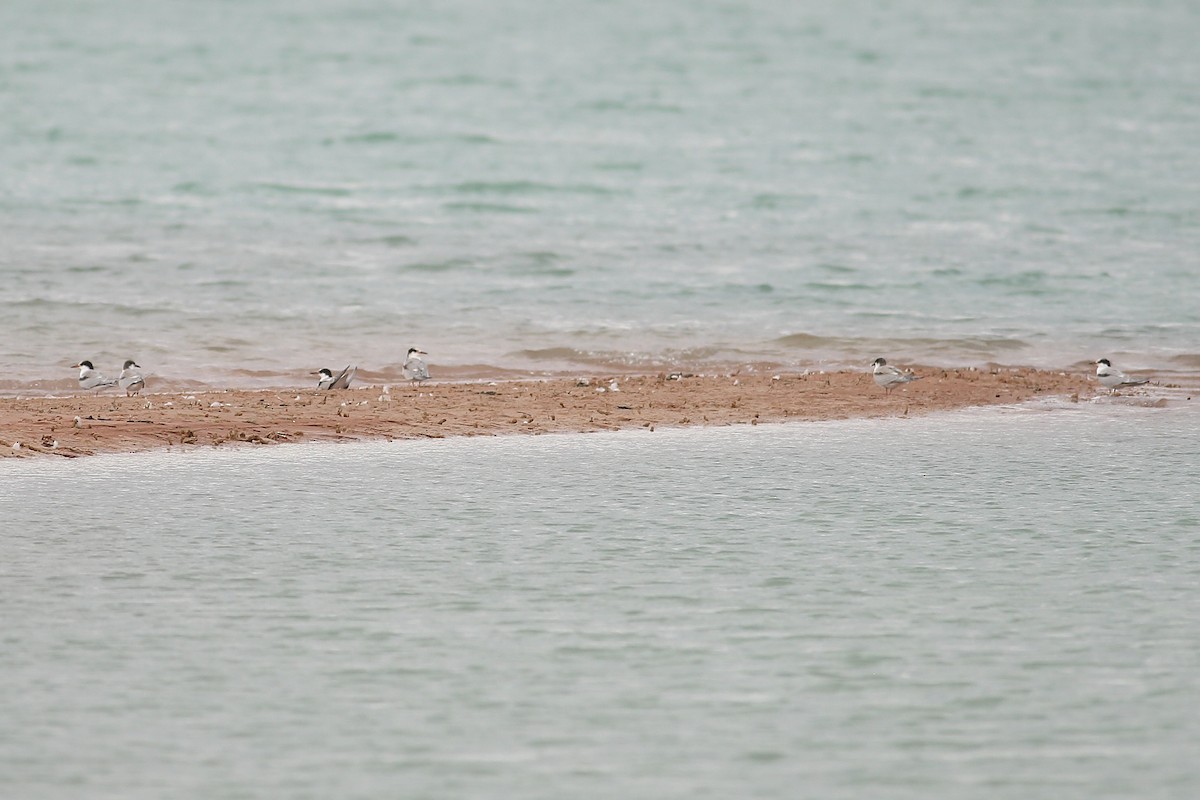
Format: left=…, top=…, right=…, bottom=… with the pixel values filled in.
left=2, top=0, right=1199, bottom=389
left=2, top=405, right=1199, bottom=798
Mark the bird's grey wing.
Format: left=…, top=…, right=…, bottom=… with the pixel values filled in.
left=330, top=365, right=355, bottom=390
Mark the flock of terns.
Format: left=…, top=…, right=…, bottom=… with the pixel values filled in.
left=72, top=347, right=431, bottom=396
left=871, top=356, right=1149, bottom=395
left=71, top=359, right=145, bottom=395
left=312, top=348, right=429, bottom=391
left=71, top=352, right=1149, bottom=396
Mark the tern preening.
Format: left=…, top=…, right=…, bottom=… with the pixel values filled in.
left=118, top=360, right=145, bottom=396
left=1095, top=358, right=1148, bottom=394
left=403, top=348, right=430, bottom=386
left=314, top=365, right=356, bottom=390
left=872, top=357, right=922, bottom=395
left=73, top=360, right=117, bottom=390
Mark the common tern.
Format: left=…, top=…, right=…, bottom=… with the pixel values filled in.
left=403, top=348, right=430, bottom=385
left=118, top=360, right=145, bottom=396
left=872, top=357, right=922, bottom=395
left=1095, top=358, right=1148, bottom=394
left=73, top=360, right=117, bottom=390
left=314, top=365, right=356, bottom=390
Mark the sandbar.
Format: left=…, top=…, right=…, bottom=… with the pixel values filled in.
left=0, top=365, right=1114, bottom=459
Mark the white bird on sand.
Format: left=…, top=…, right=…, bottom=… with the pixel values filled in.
left=118, top=360, right=145, bottom=396
left=1095, top=358, right=1148, bottom=394
left=872, top=357, right=922, bottom=395
left=314, top=365, right=356, bottom=390
left=403, top=348, right=430, bottom=386
left=73, top=360, right=116, bottom=390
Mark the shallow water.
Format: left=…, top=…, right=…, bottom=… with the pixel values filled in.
left=3, top=402, right=1198, bottom=798
left=2, top=0, right=1199, bottom=388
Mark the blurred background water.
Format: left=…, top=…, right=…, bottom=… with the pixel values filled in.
left=2, top=405, right=1198, bottom=798
left=2, top=0, right=1198, bottom=390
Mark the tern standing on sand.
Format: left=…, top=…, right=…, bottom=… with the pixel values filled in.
left=403, top=348, right=430, bottom=386
left=118, top=360, right=145, bottom=396
left=872, top=357, right=921, bottom=395
left=314, top=365, right=356, bottom=390
left=74, top=360, right=116, bottom=390
left=1095, top=358, right=1148, bottom=394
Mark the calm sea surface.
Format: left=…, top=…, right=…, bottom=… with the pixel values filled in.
left=2, top=404, right=1199, bottom=798
left=2, top=0, right=1198, bottom=389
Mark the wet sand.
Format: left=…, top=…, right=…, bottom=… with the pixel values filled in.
left=0, top=366, right=1100, bottom=459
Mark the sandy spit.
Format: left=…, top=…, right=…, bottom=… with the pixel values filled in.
left=0, top=367, right=1095, bottom=459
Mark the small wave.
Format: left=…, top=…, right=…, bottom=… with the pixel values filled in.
left=450, top=180, right=618, bottom=197
left=976, top=270, right=1048, bottom=290
left=374, top=132, right=498, bottom=146
left=594, top=161, right=643, bottom=173
left=774, top=333, right=860, bottom=350
left=392, top=73, right=504, bottom=89
left=171, top=181, right=210, bottom=195
left=922, top=337, right=1029, bottom=354
left=4, top=297, right=166, bottom=317
left=442, top=201, right=536, bottom=214
left=89, top=197, right=142, bottom=207
left=343, top=131, right=402, bottom=144
left=804, top=281, right=869, bottom=292
left=518, top=347, right=588, bottom=362
left=752, top=193, right=785, bottom=209
left=917, top=85, right=977, bottom=99
left=450, top=133, right=500, bottom=146
left=816, top=262, right=856, bottom=274
left=750, top=193, right=817, bottom=210
left=584, top=99, right=628, bottom=112
left=582, top=99, right=683, bottom=114
left=1060, top=206, right=1186, bottom=220
left=512, top=346, right=741, bottom=373
left=513, top=347, right=658, bottom=371
left=774, top=333, right=1029, bottom=358
left=1168, top=353, right=1200, bottom=368
left=508, top=252, right=574, bottom=277
left=430, top=73, right=504, bottom=87
left=254, top=182, right=354, bottom=197
left=197, top=279, right=250, bottom=288
left=393, top=258, right=473, bottom=273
